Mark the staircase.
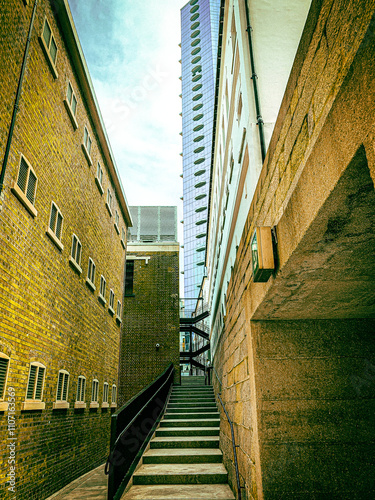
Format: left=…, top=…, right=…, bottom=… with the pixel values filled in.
left=122, top=378, right=235, bottom=499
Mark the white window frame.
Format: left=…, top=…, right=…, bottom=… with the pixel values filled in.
left=69, top=234, right=82, bottom=274
left=82, top=126, right=93, bottom=166
left=111, top=384, right=117, bottom=407
left=102, top=382, right=109, bottom=408
left=40, top=17, right=58, bottom=79
left=46, top=201, right=64, bottom=251
left=22, top=362, right=46, bottom=410
left=90, top=379, right=99, bottom=408
left=116, top=300, right=122, bottom=324
left=106, top=188, right=113, bottom=216
left=95, top=162, right=104, bottom=195
left=0, top=354, right=10, bottom=412
left=11, top=154, right=38, bottom=217
left=99, top=275, right=106, bottom=304
left=53, top=369, right=70, bottom=409
left=75, top=375, right=86, bottom=409
left=86, top=257, right=96, bottom=291
left=108, top=289, right=115, bottom=315
left=114, top=210, right=120, bottom=234
left=64, top=81, right=78, bottom=129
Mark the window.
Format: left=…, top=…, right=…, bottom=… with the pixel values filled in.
left=116, top=300, right=122, bottom=323
left=69, top=234, right=82, bottom=273
left=125, top=260, right=134, bottom=296
left=86, top=258, right=96, bottom=290
left=0, top=355, right=10, bottom=410
left=75, top=375, right=86, bottom=408
left=23, top=362, right=46, bottom=410
left=64, top=82, right=78, bottom=129
left=102, top=382, right=109, bottom=408
left=114, top=210, right=120, bottom=233
left=91, top=379, right=99, bottom=408
left=53, top=370, right=69, bottom=409
left=40, top=18, right=58, bottom=78
left=121, top=227, right=126, bottom=249
left=82, top=126, right=92, bottom=165
left=99, top=275, right=106, bottom=304
left=111, top=384, right=117, bottom=407
left=47, top=202, right=63, bottom=251
left=11, top=155, right=38, bottom=217
left=95, top=162, right=104, bottom=194
left=109, top=289, right=115, bottom=314
left=106, top=188, right=113, bottom=215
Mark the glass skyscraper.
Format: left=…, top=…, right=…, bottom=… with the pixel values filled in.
left=180, top=0, right=220, bottom=310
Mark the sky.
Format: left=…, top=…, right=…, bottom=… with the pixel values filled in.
left=69, top=0, right=188, bottom=231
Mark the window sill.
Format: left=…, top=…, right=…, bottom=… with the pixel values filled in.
left=74, top=402, right=86, bottom=409
left=0, top=402, right=9, bottom=412
left=64, top=99, right=78, bottom=130
left=11, top=182, right=37, bottom=218
left=98, top=294, right=107, bottom=305
left=108, top=305, right=115, bottom=316
left=101, top=402, right=109, bottom=409
left=116, top=315, right=122, bottom=324
left=22, top=401, right=45, bottom=411
left=53, top=401, right=69, bottom=410
left=69, top=256, right=82, bottom=274
left=86, top=278, right=96, bottom=291
left=81, top=143, right=93, bottom=166
left=90, top=402, right=99, bottom=409
left=95, top=177, right=104, bottom=195
left=114, top=223, right=120, bottom=235
left=121, top=239, right=126, bottom=250
left=46, top=227, right=64, bottom=251
left=39, top=36, right=58, bottom=79
left=106, top=202, right=113, bottom=217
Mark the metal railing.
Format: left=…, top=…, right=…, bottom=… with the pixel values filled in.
left=212, top=366, right=242, bottom=500
left=105, top=363, right=174, bottom=500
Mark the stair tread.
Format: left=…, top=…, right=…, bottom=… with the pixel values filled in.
left=144, top=448, right=222, bottom=457
left=135, top=463, right=227, bottom=476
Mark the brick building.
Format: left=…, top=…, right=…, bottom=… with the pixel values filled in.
left=0, top=0, right=132, bottom=498
left=119, top=206, right=180, bottom=406
left=203, top=0, right=375, bottom=498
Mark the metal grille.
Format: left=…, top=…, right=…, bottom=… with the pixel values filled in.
left=128, top=206, right=177, bottom=243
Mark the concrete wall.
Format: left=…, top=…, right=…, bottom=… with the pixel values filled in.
left=213, top=0, right=375, bottom=498
left=0, top=1, right=130, bottom=498
left=119, top=244, right=180, bottom=406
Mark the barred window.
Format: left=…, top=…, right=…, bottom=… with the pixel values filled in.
left=26, top=363, right=45, bottom=401
left=56, top=370, right=69, bottom=402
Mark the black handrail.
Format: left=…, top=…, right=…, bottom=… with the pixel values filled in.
left=213, top=366, right=242, bottom=500
left=105, top=363, right=174, bottom=500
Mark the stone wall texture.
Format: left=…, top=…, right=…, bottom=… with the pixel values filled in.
left=214, top=0, right=375, bottom=498
left=0, top=1, right=129, bottom=498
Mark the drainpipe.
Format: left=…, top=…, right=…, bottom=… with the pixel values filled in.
left=0, top=0, right=38, bottom=197
left=244, top=0, right=266, bottom=163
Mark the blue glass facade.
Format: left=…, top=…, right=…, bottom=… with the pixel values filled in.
left=180, top=0, right=220, bottom=307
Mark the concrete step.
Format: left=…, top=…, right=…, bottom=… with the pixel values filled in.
left=142, top=448, right=223, bottom=464
left=160, top=419, right=220, bottom=427
left=133, top=463, right=228, bottom=485
left=121, top=484, right=235, bottom=499
left=156, top=427, right=220, bottom=437
left=151, top=436, right=220, bottom=449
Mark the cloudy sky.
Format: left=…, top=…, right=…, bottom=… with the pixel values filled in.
left=69, top=0, right=187, bottom=226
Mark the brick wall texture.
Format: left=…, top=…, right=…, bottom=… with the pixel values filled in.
left=119, top=248, right=180, bottom=406
left=0, top=1, right=129, bottom=498
left=213, top=0, right=375, bottom=499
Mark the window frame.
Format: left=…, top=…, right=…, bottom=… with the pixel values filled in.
left=90, top=379, right=99, bottom=408
left=86, top=257, right=96, bottom=291
left=99, top=275, right=107, bottom=304
left=53, top=369, right=70, bottom=409
left=64, top=81, right=78, bottom=130
left=46, top=201, right=64, bottom=251
left=39, top=17, right=58, bottom=79
left=0, top=354, right=10, bottom=411
left=69, top=233, right=82, bottom=274
left=75, top=375, right=86, bottom=409
left=11, top=154, right=38, bottom=217
left=82, top=126, right=93, bottom=166
left=22, top=362, right=46, bottom=410
left=95, top=162, right=104, bottom=195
